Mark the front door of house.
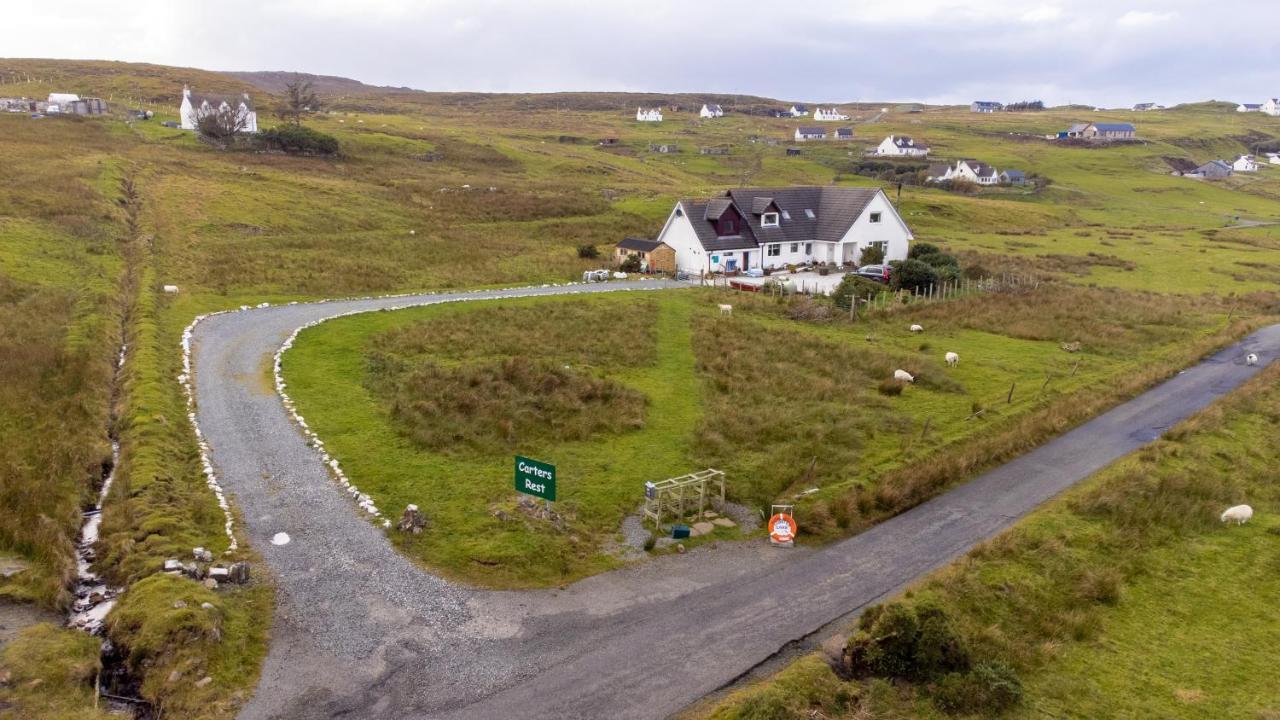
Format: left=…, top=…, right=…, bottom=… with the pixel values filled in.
left=742, top=251, right=750, bottom=268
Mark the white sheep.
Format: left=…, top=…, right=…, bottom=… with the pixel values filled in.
left=1246, top=353, right=1259, bottom=366
left=718, top=304, right=733, bottom=316
left=1220, top=504, right=1253, bottom=525
left=945, top=351, right=959, bottom=367
left=894, top=369, right=915, bottom=383
left=909, top=324, right=924, bottom=333
left=163, top=285, right=180, bottom=293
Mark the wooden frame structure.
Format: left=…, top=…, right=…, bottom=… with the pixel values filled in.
left=643, top=468, right=726, bottom=529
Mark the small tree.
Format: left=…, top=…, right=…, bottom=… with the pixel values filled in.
left=276, top=76, right=321, bottom=127
left=620, top=253, right=643, bottom=273
left=577, top=244, right=600, bottom=259
left=908, top=242, right=941, bottom=260
left=890, top=258, right=939, bottom=294
left=859, top=244, right=886, bottom=266
left=195, top=102, right=249, bottom=141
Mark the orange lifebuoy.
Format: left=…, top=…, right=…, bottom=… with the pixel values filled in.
left=768, top=513, right=797, bottom=544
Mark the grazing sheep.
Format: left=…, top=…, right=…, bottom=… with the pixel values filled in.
left=1246, top=353, right=1259, bottom=366
left=718, top=304, right=733, bottom=316
left=894, top=369, right=915, bottom=383
left=162, top=285, right=180, bottom=293
left=945, top=351, right=960, bottom=367
left=1220, top=505, right=1253, bottom=525
left=909, top=324, right=924, bottom=333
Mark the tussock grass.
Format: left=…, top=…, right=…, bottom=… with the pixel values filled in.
left=0, top=623, right=109, bottom=720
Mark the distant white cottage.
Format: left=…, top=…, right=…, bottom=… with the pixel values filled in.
left=788, top=105, right=809, bottom=117
left=1237, top=103, right=1262, bottom=112
left=180, top=85, right=258, bottom=133
left=1233, top=155, right=1258, bottom=172
left=655, top=186, right=913, bottom=274
left=876, top=135, right=930, bottom=157
left=699, top=104, right=724, bottom=119
left=1263, top=99, right=1280, bottom=117
left=813, top=107, right=849, bottom=121
left=636, top=107, right=663, bottom=122
left=929, top=159, right=1001, bottom=185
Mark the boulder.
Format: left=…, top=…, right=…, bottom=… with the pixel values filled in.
left=202, top=578, right=218, bottom=591
left=228, top=562, right=250, bottom=584
left=397, top=504, right=427, bottom=534
left=712, top=517, right=737, bottom=528
left=163, top=558, right=183, bottom=573
left=691, top=521, right=716, bottom=536
left=192, top=547, right=213, bottom=563
left=208, top=566, right=230, bottom=583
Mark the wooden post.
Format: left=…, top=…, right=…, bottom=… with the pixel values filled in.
left=1071, top=361, right=1080, bottom=377
left=919, top=416, right=933, bottom=440
left=1039, top=374, right=1051, bottom=396
left=1007, top=382, right=1016, bottom=404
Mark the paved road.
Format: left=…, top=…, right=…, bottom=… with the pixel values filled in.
left=191, top=284, right=1279, bottom=720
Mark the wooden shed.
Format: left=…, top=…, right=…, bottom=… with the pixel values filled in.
left=615, top=237, right=676, bottom=273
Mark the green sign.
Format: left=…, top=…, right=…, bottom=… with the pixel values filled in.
left=514, top=455, right=556, bottom=501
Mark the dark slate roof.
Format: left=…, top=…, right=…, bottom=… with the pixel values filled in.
left=704, top=197, right=733, bottom=220
left=892, top=135, right=928, bottom=149
left=1001, top=169, right=1025, bottom=178
left=836, top=127, right=854, bottom=137
left=677, top=186, right=887, bottom=254
left=797, top=126, right=825, bottom=135
left=792, top=104, right=808, bottom=111
left=189, top=91, right=255, bottom=111
left=972, top=100, right=1002, bottom=107
left=927, top=163, right=950, bottom=177
left=961, top=159, right=997, bottom=177
left=1197, top=160, right=1232, bottom=172
left=617, top=237, right=663, bottom=252
left=1092, top=122, right=1135, bottom=132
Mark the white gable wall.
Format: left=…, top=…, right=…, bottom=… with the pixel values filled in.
left=836, top=191, right=912, bottom=264
left=656, top=204, right=711, bottom=274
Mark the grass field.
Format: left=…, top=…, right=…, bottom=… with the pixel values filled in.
left=1, top=56, right=1280, bottom=716
left=698, top=364, right=1280, bottom=720
left=281, top=284, right=1260, bottom=586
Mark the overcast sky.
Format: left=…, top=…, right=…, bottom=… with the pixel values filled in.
left=8, top=0, right=1280, bottom=106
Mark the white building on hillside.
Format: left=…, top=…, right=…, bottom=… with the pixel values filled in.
left=1233, top=155, right=1258, bottom=172
left=813, top=107, right=849, bottom=121
left=1263, top=98, right=1280, bottom=116
left=699, top=104, right=723, bottom=118
left=1237, top=103, right=1262, bottom=112
left=180, top=85, right=258, bottom=132
left=929, top=159, right=1001, bottom=185
left=636, top=107, right=663, bottom=122
left=788, top=105, right=809, bottom=117
left=654, top=186, right=913, bottom=274
left=875, top=135, right=930, bottom=157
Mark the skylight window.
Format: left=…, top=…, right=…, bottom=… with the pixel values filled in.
left=781, top=210, right=791, bottom=220
left=804, top=209, right=815, bottom=219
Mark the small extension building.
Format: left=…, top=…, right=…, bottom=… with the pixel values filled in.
left=614, top=238, right=676, bottom=273
left=654, top=186, right=913, bottom=274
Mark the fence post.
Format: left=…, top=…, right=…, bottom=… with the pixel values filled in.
left=1007, top=382, right=1016, bottom=404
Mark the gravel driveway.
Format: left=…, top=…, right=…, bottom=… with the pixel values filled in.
left=190, top=282, right=1280, bottom=720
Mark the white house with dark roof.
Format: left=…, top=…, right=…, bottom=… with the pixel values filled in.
left=875, top=135, right=930, bottom=157
left=795, top=127, right=826, bottom=142
left=930, top=159, right=1000, bottom=185
left=788, top=105, right=809, bottom=117
left=653, top=186, right=913, bottom=274
left=814, top=107, right=849, bottom=121
left=180, top=85, right=258, bottom=132
left=636, top=107, right=663, bottom=122
left=1237, top=103, right=1262, bottom=112
left=1262, top=99, right=1280, bottom=117
left=699, top=104, right=724, bottom=118
left=970, top=100, right=1003, bottom=113
left=834, top=127, right=854, bottom=140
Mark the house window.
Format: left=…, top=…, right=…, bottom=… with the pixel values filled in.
left=720, top=218, right=736, bottom=235
left=724, top=252, right=734, bottom=257
left=870, top=212, right=882, bottom=223
left=790, top=243, right=798, bottom=253
left=675, top=207, right=683, bottom=217
left=804, top=243, right=812, bottom=254
left=762, top=212, right=780, bottom=227
left=767, top=244, right=781, bottom=257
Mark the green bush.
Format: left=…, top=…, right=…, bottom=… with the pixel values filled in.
left=256, top=125, right=340, bottom=155
left=845, top=602, right=970, bottom=681
left=890, top=259, right=939, bottom=294
left=932, top=661, right=1024, bottom=715
left=859, top=244, right=886, bottom=265
left=908, top=242, right=941, bottom=260
left=831, top=274, right=885, bottom=310
left=577, top=244, right=600, bottom=259
left=620, top=253, right=643, bottom=272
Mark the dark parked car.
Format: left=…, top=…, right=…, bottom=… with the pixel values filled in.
left=855, top=264, right=890, bottom=282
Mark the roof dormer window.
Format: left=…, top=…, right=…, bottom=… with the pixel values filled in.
left=761, top=212, right=780, bottom=228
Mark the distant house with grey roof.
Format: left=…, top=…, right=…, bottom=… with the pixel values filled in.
left=1000, top=169, right=1026, bottom=185
left=788, top=104, right=809, bottom=117
left=1237, top=103, right=1263, bottom=112
left=699, top=104, right=724, bottom=119
left=970, top=100, right=1003, bottom=113
left=1188, top=160, right=1233, bottom=179
left=1082, top=122, right=1136, bottom=139
left=653, top=186, right=913, bottom=274
left=876, top=135, right=930, bottom=157
left=794, top=127, right=826, bottom=142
